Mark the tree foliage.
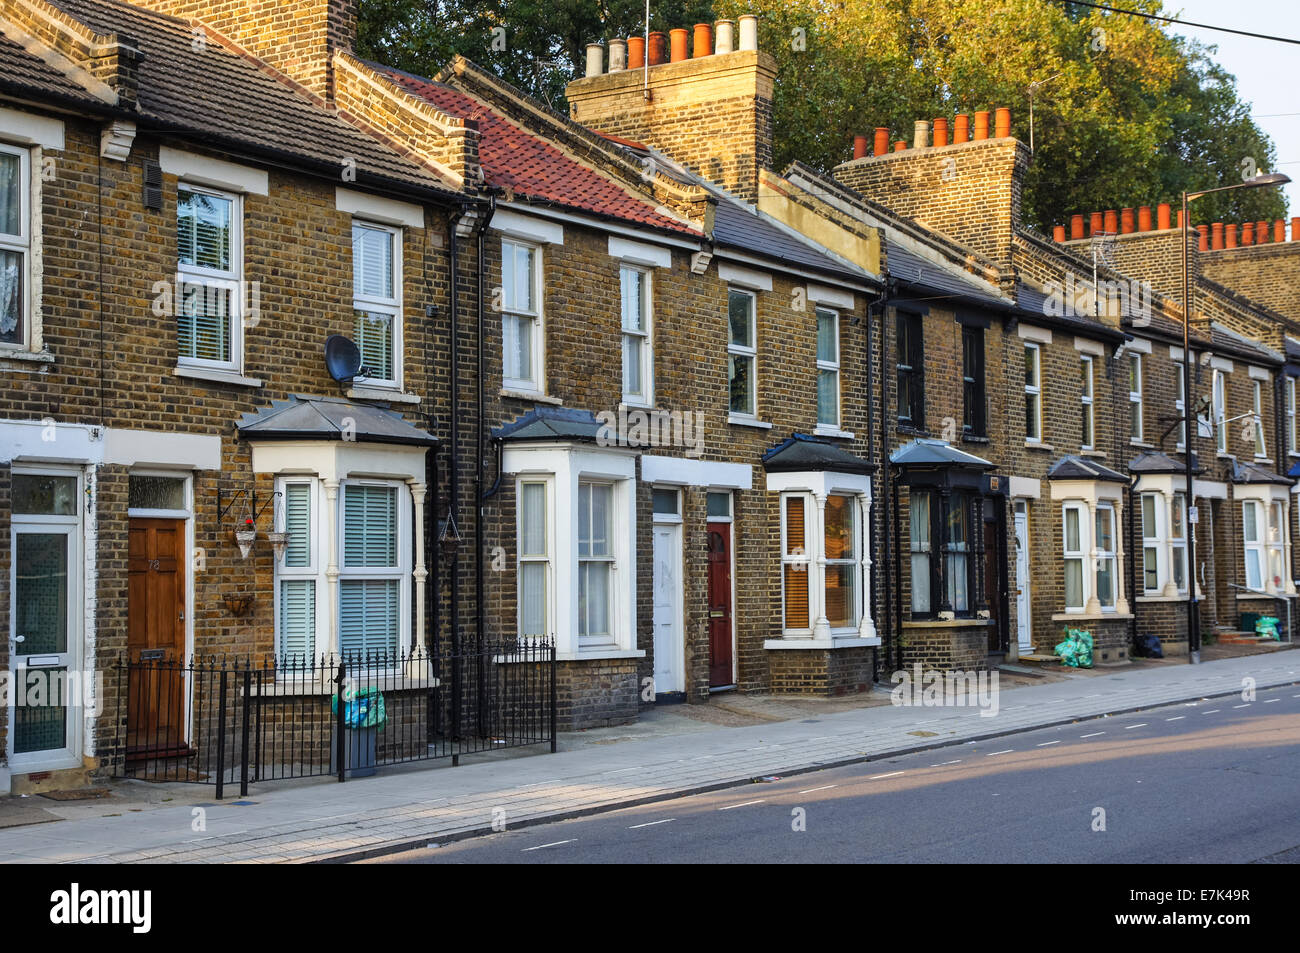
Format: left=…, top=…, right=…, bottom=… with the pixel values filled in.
left=358, top=0, right=1285, bottom=227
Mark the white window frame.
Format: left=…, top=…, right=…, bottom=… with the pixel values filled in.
left=1267, top=499, right=1286, bottom=591
left=1253, top=379, right=1267, bottom=458
left=176, top=182, right=242, bottom=372
left=822, top=493, right=860, bottom=630
left=0, top=142, right=31, bottom=352
left=501, top=238, right=544, bottom=394
left=1094, top=502, right=1117, bottom=609
left=1129, top=352, right=1143, bottom=443
left=1080, top=355, right=1095, bottom=450
left=1175, top=366, right=1187, bottom=451
left=516, top=477, right=553, bottom=641
left=815, top=306, right=841, bottom=429
left=351, top=219, right=403, bottom=389
left=1243, top=498, right=1265, bottom=591
left=1288, top=375, right=1297, bottom=457
left=1170, top=491, right=1187, bottom=595
left=1140, top=492, right=1162, bottom=595
left=1024, top=342, right=1042, bottom=442
left=273, top=478, right=324, bottom=665
left=781, top=492, right=814, bottom=634
left=577, top=480, right=617, bottom=645
left=1213, top=368, right=1227, bottom=454
left=620, top=264, right=653, bottom=406
left=727, top=287, right=758, bottom=419
left=1062, top=502, right=1086, bottom=612
left=337, top=479, right=411, bottom=658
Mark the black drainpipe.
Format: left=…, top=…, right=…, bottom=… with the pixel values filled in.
left=475, top=195, right=497, bottom=652
left=447, top=209, right=463, bottom=742
left=874, top=278, right=899, bottom=674
left=864, top=291, right=876, bottom=681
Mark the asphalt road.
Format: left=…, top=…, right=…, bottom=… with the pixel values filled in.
left=370, top=683, right=1300, bottom=864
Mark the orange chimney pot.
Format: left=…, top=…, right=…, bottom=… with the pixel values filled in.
left=994, top=107, right=1011, bottom=139
left=873, top=127, right=889, bottom=157
left=648, top=31, right=666, bottom=65
left=953, top=114, right=970, bottom=143
left=1070, top=214, right=1085, bottom=240
left=1138, top=206, right=1152, bottom=232
left=693, top=23, right=712, bottom=57
left=627, top=36, right=645, bottom=68
left=853, top=135, right=868, bottom=160
left=1157, top=203, right=1171, bottom=230
left=933, top=118, right=949, bottom=147
left=1197, top=225, right=1209, bottom=251
left=973, top=110, right=990, bottom=141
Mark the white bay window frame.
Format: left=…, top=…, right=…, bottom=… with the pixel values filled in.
left=1237, top=485, right=1294, bottom=596
left=337, top=480, right=411, bottom=659
left=274, top=478, right=325, bottom=666
left=766, top=469, right=876, bottom=648
left=504, top=444, right=641, bottom=659
left=1051, top=480, right=1130, bottom=617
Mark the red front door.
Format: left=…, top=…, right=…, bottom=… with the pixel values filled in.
left=707, top=522, right=734, bottom=688
left=127, top=517, right=188, bottom=757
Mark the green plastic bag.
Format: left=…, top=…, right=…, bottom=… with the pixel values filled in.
left=1256, top=616, right=1280, bottom=641
left=1054, top=627, right=1094, bottom=668
left=331, top=685, right=386, bottom=729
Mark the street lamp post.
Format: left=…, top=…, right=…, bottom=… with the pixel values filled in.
left=1181, top=172, right=1290, bottom=664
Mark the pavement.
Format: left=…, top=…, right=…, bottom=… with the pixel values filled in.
left=0, top=647, right=1296, bottom=864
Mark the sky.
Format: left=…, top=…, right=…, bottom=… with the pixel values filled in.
left=1166, top=0, right=1300, bottom=215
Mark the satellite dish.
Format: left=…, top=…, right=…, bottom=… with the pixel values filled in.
left=324, top=334, right=363, bottom=383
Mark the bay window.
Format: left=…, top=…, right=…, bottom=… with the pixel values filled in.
left=339, top=482, right=405, bottom=658
left=728, top=288, right=757, bottom=416
left=1141, top=493, right=1160, bottom=593
left=177, top=184, right=241, bottom=368
left=352, top=221, right=401, bottom=386
left=782, top=495, right=811, bottom=630
left=909, top=489, right=978, bottom=617
left=1268, top=500, right=1285, bottom=590
left=1095, top=503, right=1116, bottom=609
left=823, top=494, right=858, bottom=628
left=1170, top=492, right=1187, bottom=593
left=1063, top=503, right=1085, bottom=611
left=518, top=480, right=550, bottom=638
left=621, top=265, right=652, bottom=405
left=502, top=239, right=543, bottom=392
left=1244, top=499, right=1264, bottom=590
left=577, top=481, right=614, bottom=643
left=0, top=142, right=30, bottom=349
left=275, top=480, right=319, bottom=665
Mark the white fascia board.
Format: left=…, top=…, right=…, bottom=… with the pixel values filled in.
left=718, top=261, right=773, bottom=292
left=0, top=107, right=64, bottom=150
left=765, top=469, right=872, bottom=499
left=489, top=207, right=564, bottom=245
left=0, top=419, right=103, bottom=464
left=103, top=428, right=222, bottom=470
left=159, top=146, right=268, bottom=195
left=641, top=455, right=752, bottom=489
left=608, top=236, right=672, bottom=268
left=336, top=187, right=425, bottom=228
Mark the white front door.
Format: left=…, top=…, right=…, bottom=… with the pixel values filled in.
left=1014, top=502, right=1033, bottom=653
left=652, top=522, right=684, bottom=694
left=8, top=470, right=83, bottom=770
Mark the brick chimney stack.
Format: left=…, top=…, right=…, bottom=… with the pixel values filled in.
left=565, top=15, right=775, bottom=203
left=129, top=0, right=357, bottom=101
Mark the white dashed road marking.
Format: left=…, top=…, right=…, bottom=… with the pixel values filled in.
left=523, top=840, right=574, bottom=852
left=986, top=750, right=1014, bottom=757
left=869, top=771, right=905, bottom=780
left=718, top=800, right=765, bottom=811
left=628, top=819, right=675, bottom=829
left=1036, top=741, right=1060, bottom=747
left=799, top=785, right=836, bottom=794
left=1080, top=732, right=1105, bottom=738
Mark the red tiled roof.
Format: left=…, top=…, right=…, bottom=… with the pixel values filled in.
left=380, top=67, right=698, bottom=235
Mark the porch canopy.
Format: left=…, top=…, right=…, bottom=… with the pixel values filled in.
left=237, top=395, right=437, bottom=446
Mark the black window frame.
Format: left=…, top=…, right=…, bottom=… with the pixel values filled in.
left=896, top=310, right=924, bottom=429
left=962, top=324, right=986, bottom=438
left=908, top=486, right=983, bottom=619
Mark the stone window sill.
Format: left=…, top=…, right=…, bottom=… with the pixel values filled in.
left=174, top=365, right=262, bottom=387
left=0, top=347, right=54, bottom=365
left=1235, top=591, right=1293, bottom=600
left=728, top=413, right=773, bottom=430
left=763, top=636, right=881, bottom=649
left=347, top=384, right=421, bottom=404
left=902, top=618, right=992, bottom=629
left=1080, top=449, right=1107, bottom=459
left=1025, top=440, right=1054, bottom=452
left=1051, top=612, right=1134, bottom=622
left=501, top=388, right=562, bottom=405
left=1130, top=440, right=1155, bottom=449
left=813, top=425, right=855, bottom=440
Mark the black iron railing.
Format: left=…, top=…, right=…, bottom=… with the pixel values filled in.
left=114, top=640, right=556, bottom=798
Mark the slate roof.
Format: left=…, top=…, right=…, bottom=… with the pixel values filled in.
left=1209, top=322, right=1284, bottom=365
left=1015, top=282, right=1129, bottom=343
left=610, top=144, right=876, bottom=285
left=237, top=396, right=436, bottom=446
left=1046, top=455, right=1127, bottom=483
left=2, top=0, right=460, bottom=198
left=1231, top=460, right=1292, bottom=485
left=492, top=406, right=605, bottom=443
left=377, top=65, right=696, bottom=235
left=1129, top=450, right=1200, bottom=474
left=886, top=240, right=1008, bottom=310
left=762, top=433, right=875, bottom=474
left=889, top=438, right=993, bottom=471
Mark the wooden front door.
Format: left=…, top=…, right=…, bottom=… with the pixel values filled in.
left=706, top=522, right=734, bottom=688
left=127, top=518, right=187, bottom=756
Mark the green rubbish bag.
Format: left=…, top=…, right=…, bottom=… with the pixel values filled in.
left=1256, top=616, right=1281, bottom=641
left=1053, top=627, right=1094, bottom=668
left=331, top=685, right=387, bottom=729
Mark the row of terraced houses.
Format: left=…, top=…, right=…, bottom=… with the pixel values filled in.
left=4, top=0, right=1300, bottom=793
